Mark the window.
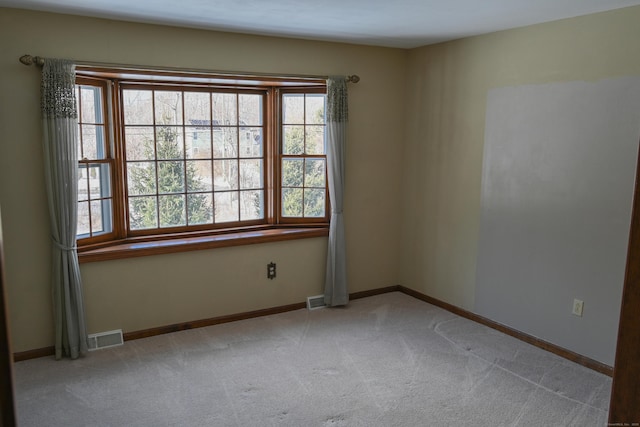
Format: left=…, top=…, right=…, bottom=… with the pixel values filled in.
left=75, top=69, right=328, bottom=257
left=121, top=87, right=265, bottom=230
left=76, top=78, right=115, bottom=242
left=281, top=92, right=328, bottom=219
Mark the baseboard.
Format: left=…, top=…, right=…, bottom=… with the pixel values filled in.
left=397, top=285, right=614, bottom=377
left=124, top=302, right=307, bottom=341
left=13, top=346, right=54, bottom=362
left=13, top=303, right=309, bottom=360
left=13, top=284, right=615, bottom=377
left=350, top=285, right=400, bottom=300
left=126, top=286, right=401, bottom=341
left=14, top=290, right=382, bottom=361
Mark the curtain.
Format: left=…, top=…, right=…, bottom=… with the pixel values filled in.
left=41, top=59, right=88, bottom=359
left=324, top=77, right=349, bottom=306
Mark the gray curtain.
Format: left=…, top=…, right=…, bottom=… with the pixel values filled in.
left=324, top=77, right=349, bottom=306
left=41, top=59, right=88, bottom=359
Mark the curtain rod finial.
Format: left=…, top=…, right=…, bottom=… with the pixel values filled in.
left=19, top=55, right=44, bottom=66
left=347, top=75, right=360, bottom=83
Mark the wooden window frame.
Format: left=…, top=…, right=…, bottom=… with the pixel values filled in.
left=278, top=87, right=330, bottom=225
left=75, top=68, right=329, bottom=262
left=75, top=77, right=121, bottom=246
left=118, top=83, right=270, bottom=236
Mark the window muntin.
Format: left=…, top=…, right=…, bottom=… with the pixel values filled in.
left=281, top=92, right=327, bottom=219
left=74, top=71, right=327, bottom=247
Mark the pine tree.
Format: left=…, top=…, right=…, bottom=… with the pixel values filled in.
left=128, top=125, right=211, bottom=229
left=281, top=115, right=326, bottom=217
left=282, top=125, right=305, bottom=216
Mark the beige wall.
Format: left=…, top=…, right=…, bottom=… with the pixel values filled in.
left=401, top=6, right=640, bottom=360
left=5, top=5, right=639, bottom=359
left=0, top=8, right=406, bottom=352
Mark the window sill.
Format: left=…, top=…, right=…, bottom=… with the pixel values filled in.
left=78, top=227, right=329, bottom=263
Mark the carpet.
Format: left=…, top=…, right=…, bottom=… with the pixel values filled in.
left=13, top=292, right=611, bottom=426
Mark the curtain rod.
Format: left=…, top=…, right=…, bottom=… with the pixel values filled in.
left=18, top=54, right=360, bottom=83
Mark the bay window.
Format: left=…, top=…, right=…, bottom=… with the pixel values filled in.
left=75, top=68, right=328, bottom=260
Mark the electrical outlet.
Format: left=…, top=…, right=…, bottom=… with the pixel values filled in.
left=572, top=299, right=584, bottom=317
left=267, top=262, right=276, bottom=280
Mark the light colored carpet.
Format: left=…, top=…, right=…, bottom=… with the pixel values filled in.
left=13, top=292, right=611, bottom=426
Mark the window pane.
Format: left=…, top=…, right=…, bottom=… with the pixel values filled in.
left=127, top=162, right=157, bottom=196
left=187, top=160, right=213, bottom=192
left=214, top=192, right=239, bottom=223
left=159, top=194, right=186, bottom=227
left=77, top=124, right=83, bottom=160
left=156, top=126, right=184, bottom=160
left=81, top=125, right=106, bottom=160
left=283, top=94, right=304, bottom=124
left=187, top=193, right=213, bottom=225
left=282, top=158, right=303, bottom=187
left=80, top=125, right=96, bottom=159
left=123, top=90, right=153, bottom=125
left=305, top=125, right=325, bottom=155
left=92, top=199, right=113, bottom=235
left=214, top=160, right=238, bottom=190
left=125, top=127, right=155, bottom=161
left=306, top=94, right=325, bottom=124
left=80, top=86, right=103, bottom=124
left=154, top=91, right=183, bottom=125
left=239, top=127, right=263, bottom=158
left=212, top=93, right=237, bottom=126
left=213, top=128, right=238, bottom=159
left=99, top=164, right=112, bottom=198
left=77, top=201, right=90, bottom=236
left=283, top=125, right=304, bottom=155
left=129, top=196, right=158, bottom=230
left=90, top=200, right=104, bottom=233
left=239, top=94, right=262, bottom=126
left=77, top=165, right=89, bottom=202
left=184, top=92, right=210, bottom=124
left=87, top=165, right=98, bottom=199
left=239, top=159, right=263, bottom=190
left=304, top=158, right=326, bottom=188
left=157, top=161, right=185, bottom=194
left=88, top=164, right=111, bottom=199
left=186, top=127, right=212, bottom=159
left=240, top=190, right=263, bottom=220
left=282, top=188, right=303, bottom=217
left=304, top=189, right=325, bottom=217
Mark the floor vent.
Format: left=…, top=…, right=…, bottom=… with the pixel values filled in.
left=87, top=329, right=124, bottom=351
left=307, top=295, right=326, bottom=310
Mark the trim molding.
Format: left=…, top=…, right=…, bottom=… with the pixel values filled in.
left=79, top=227, right=328, bottom=263
left=125, top=286, right=400, bottom=341
left=123, top=302, right=306, bottom=341
left=12, top=288, right=399, bottom=361
left=13, top=346, right=54, bottom=362
left=350, top=285, right=400, bottom=300
left=398, top=286, right=613, bottom=377
left=13, top=284, right=614, bottom=377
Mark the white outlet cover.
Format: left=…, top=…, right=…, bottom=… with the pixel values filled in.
left=572, top=299, right=584, bottom=317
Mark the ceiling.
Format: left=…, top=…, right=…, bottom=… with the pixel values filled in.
left=3, top=0, right=640, bottom=48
